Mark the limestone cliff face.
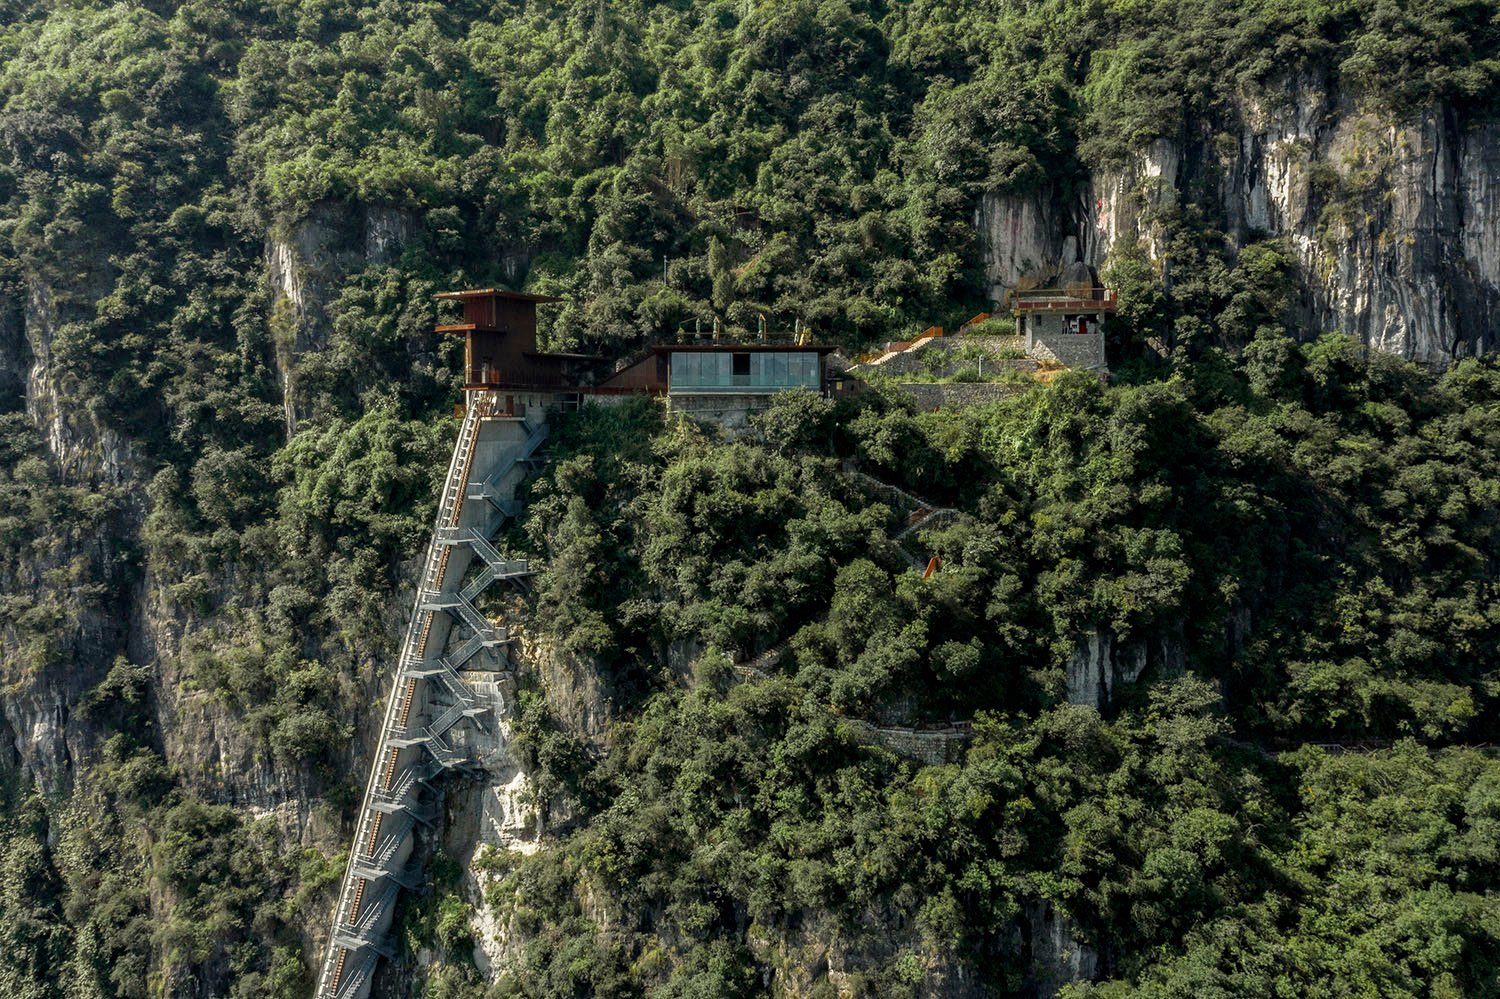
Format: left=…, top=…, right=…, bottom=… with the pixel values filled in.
left=981, top=83, right=1500, bottom=364
left=266, top=203, right=417, bottom=434
left=1022, top=899, right=1100, bottom=999
left=2, top=275, right=137, bottom=795
left=442, top=633, right=602, bottom=978
left=1065, top=623, right=1186, bottom=711
left=1211, top=89, right=1500, bottom=363
left=516, top=633, right=612, bottom=752
left=977, top=187, right=1073, bottom=303
left=0, top=203, right=425, bottom=841
left=0, top=205, right=433, bottom=995
left=1084, top=138, right=1182, bottom=270
left=3, top=205, right=416, bottom=813
left=23, top=279, right=138, bottom=486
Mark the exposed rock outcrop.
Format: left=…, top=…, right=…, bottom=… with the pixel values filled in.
left=977, top=187, right=1073, bottom=304
left=1085, top=137, right=1182, bottom=269
left=24, top=279, right=136, bottom=485
left=267, top=203, right=419, bottom=434
left=516, top=634, right=612, bottom=751
left=0, top=276, right=140, bottom=795
left=1224, top=100, right=1499, bottom=364
left=442, top=631, right=605, bottom=979
left=980, top=83, right=1500, bottom=364
left=1066, top=624, right=1186, bottom=710
left=1023, top=899, right=1100, bottom=999
left=746, top=911, right=992, bottom=999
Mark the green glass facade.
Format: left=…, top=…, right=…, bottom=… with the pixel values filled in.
left=668, top=351, right=822, bottom=394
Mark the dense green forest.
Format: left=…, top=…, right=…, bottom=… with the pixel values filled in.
left=475, top=346, right=1500, bottom=997
left=1, top=0, right=1499, bottom=996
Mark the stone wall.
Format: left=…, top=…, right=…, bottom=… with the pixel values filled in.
left=843, top=719, right=972, bottom=765
left=896, top=381, right=1030, bottom=411
left=667, top=392, right=773, bottom=430
left=1027, top=329, right=1106, bottom=370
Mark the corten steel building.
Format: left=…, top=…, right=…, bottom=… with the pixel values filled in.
left=434, top=289, right=601, bottom=411
left=434, top=289, right=838, bottom=424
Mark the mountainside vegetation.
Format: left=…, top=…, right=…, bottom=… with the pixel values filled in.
left=484, top=345, right=1500, bottom=997
left=0, top=0, right=1498, bottom=996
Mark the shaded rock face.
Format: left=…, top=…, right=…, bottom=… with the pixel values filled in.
left=980, top=83, right=1500, bottom=364
left=1202, top=85, right=1498, bottom=364
left=1067, top=629, right=1133, bottom=710
left=449, top=634, right=602, bottom=979
left=0, top=204, right=414, bottom=813
left=746, top=912, right=992, bottom=999
left=0, top=555, right=127, bottom=800
left=1022, top=899, right=1099, bottom=999
left=977, top=186, right=1073, bottom=303
left=1066, top=624, right=1186, bottom=710
left=1, top=275, right=138, bottom=796
left=364, top=205, right=414, bottom=265
left=266, top=203, right=419, bottom=433
left=1224, top=99, right=1499, bottom=364
left=1, top=651, right=90, bottom=794
left=0, top=287, right=26, bottom=407
left=24, top=279, right=137, bottom=486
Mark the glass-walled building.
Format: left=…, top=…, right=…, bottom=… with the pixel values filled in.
left=667, top=349, right=823, bottom=394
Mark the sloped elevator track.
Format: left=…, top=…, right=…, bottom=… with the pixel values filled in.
left=316, top=391, right=545, bottom=999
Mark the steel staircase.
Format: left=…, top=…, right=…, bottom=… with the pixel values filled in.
left=441, top=632, right=489, bottom=670
left=369, top=763, right=435, bottom=811
left=331, top=955, right=377, bottom=999
left=894, top=506, right=961, bottom=541
left=469, top=421, right=549, bottom=512
left=844, top=467, right=965, bottom=571
left=316, top=392, right=549, bottom=999
left=420, top=589, right=507, bottom=645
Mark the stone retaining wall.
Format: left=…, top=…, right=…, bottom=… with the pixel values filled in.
left=896, top=381, right=1029, bottom=410
left=844, top=719, right=972, bottom=765
left=1028, top=331, right=1106, bottom=370
left=667, top=392, right=771, bottom=430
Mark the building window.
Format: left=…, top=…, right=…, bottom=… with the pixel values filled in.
left=668, top=350, right=822, bottom=394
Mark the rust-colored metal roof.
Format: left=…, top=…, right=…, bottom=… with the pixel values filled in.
left=434, top=289, right=563, bottom=303
left=1012, top=288, right=1117, bottom=312
left=523, top=351, right=605, bottom=361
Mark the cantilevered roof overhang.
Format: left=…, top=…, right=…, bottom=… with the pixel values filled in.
left=434, top=289, right=563, bottom=303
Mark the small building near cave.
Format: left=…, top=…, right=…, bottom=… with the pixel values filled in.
left=1011, top=263, right=1116, bottom=372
